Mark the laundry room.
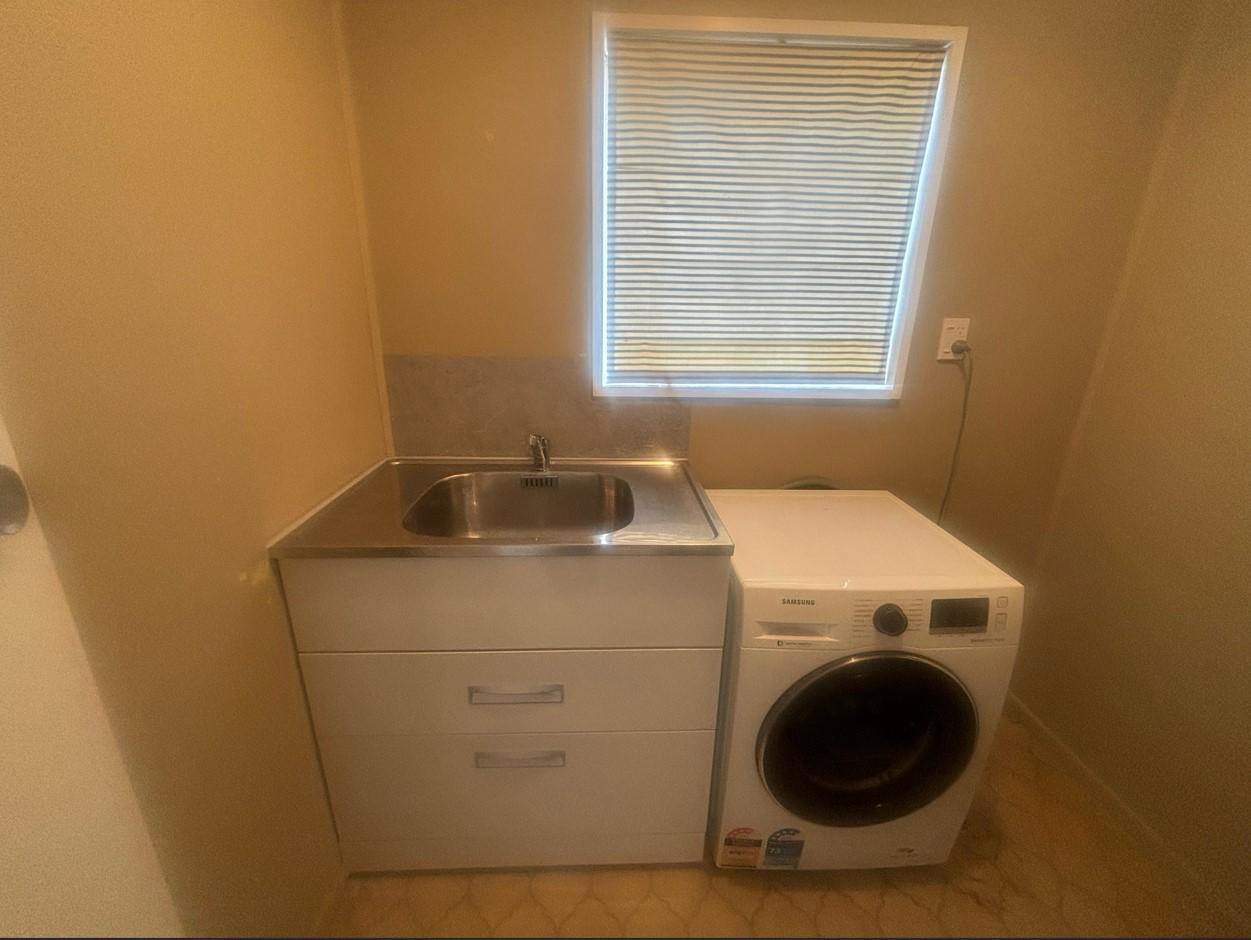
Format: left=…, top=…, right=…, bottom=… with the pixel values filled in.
left=1, top=1, right=1247, bottom=937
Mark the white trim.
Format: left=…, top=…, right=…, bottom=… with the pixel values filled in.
left=589, top=13, right=967, bottom=402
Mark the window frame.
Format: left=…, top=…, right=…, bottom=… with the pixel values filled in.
left=590, top=14, right=967, bottom=400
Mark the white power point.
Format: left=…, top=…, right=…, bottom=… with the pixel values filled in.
left=937, top=318, right=971, bottom=361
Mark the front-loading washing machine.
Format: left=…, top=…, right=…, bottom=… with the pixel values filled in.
left=706, top=490, right=1022, bottom=870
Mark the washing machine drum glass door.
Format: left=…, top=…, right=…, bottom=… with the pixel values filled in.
left=757, top=652, right=977, bottom=827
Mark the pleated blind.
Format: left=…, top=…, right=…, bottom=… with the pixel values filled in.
left=598, top=25, right=953, bottom=396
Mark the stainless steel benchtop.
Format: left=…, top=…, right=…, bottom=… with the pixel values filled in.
left=269, top=458, right=734, bottom=558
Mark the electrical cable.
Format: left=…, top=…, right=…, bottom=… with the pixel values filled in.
left=938, top=341, right=973, bottom=523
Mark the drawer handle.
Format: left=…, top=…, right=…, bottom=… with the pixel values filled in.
left=468, top=684, right=564, bottom=705
left=474, top=750, right=566, bottom=769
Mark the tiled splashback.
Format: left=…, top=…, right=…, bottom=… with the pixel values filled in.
left=384, top=354, right=690, bottom=459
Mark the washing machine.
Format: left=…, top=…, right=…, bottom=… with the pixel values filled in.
left=706, top=490, right=1022, bottom=870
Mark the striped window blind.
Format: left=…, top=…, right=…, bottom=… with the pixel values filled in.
left=596, top=21, right=959, bottom=398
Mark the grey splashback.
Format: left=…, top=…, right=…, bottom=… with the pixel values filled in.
left=385, top=354, right=689, bottom=459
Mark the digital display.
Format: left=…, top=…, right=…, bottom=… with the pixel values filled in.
left=930, top=597, right=990, bottom=633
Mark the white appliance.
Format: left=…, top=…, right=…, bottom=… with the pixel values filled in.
left=706, top=490, right=1022, bottom=871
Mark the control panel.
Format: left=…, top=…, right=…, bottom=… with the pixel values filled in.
left=741, top=585, right=1021, bottom=649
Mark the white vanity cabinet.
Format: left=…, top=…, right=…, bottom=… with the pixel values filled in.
left=279, top=554, right=730, bottom=872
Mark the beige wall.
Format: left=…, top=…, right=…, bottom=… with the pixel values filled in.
left=0, top=1, right=386, bottom=933
left=1015, top=1, right=1251, bottom=925
left=1, top=412, right=180, bottom=936
left=342, top=0, right=1198, bottom=576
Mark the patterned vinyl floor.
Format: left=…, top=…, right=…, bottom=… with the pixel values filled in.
left=322, top=705, right=1233, bottom=937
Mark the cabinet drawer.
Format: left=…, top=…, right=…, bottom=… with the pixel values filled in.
left=279, top=555, right=729, bottom=651
left=301, top=649, right=721, bottom=735
left=319, top=730, right=715, bottom=845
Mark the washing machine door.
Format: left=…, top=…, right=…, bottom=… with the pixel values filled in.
left=757, top=652, right=978, bottom=827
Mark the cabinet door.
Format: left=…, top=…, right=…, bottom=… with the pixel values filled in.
left=301, top=648, right=722, bottom=735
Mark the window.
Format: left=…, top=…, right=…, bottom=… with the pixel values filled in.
left=592, top=15, right=965, bottom=399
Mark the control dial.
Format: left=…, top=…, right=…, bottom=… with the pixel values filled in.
left=873, top=603, right=908, bottom=636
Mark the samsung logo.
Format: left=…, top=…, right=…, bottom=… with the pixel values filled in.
left=781, top=598, right=816, bottom=606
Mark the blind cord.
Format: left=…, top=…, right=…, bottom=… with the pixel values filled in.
left=938, top=342, right=973, bottom=523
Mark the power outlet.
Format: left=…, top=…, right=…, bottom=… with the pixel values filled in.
left=937, top=318, right=970, bottom=361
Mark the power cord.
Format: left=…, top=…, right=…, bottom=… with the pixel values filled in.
left=938, top=340, right=973, bottom=523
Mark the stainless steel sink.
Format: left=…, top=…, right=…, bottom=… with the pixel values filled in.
left=402, top=471, right=635, bottom=539
left=270, top=458, right=731, bottom=557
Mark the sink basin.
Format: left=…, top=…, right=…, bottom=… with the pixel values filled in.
left=402, top=471, right=635, bottom=539
left=269, top=458, right=731, bottom=558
